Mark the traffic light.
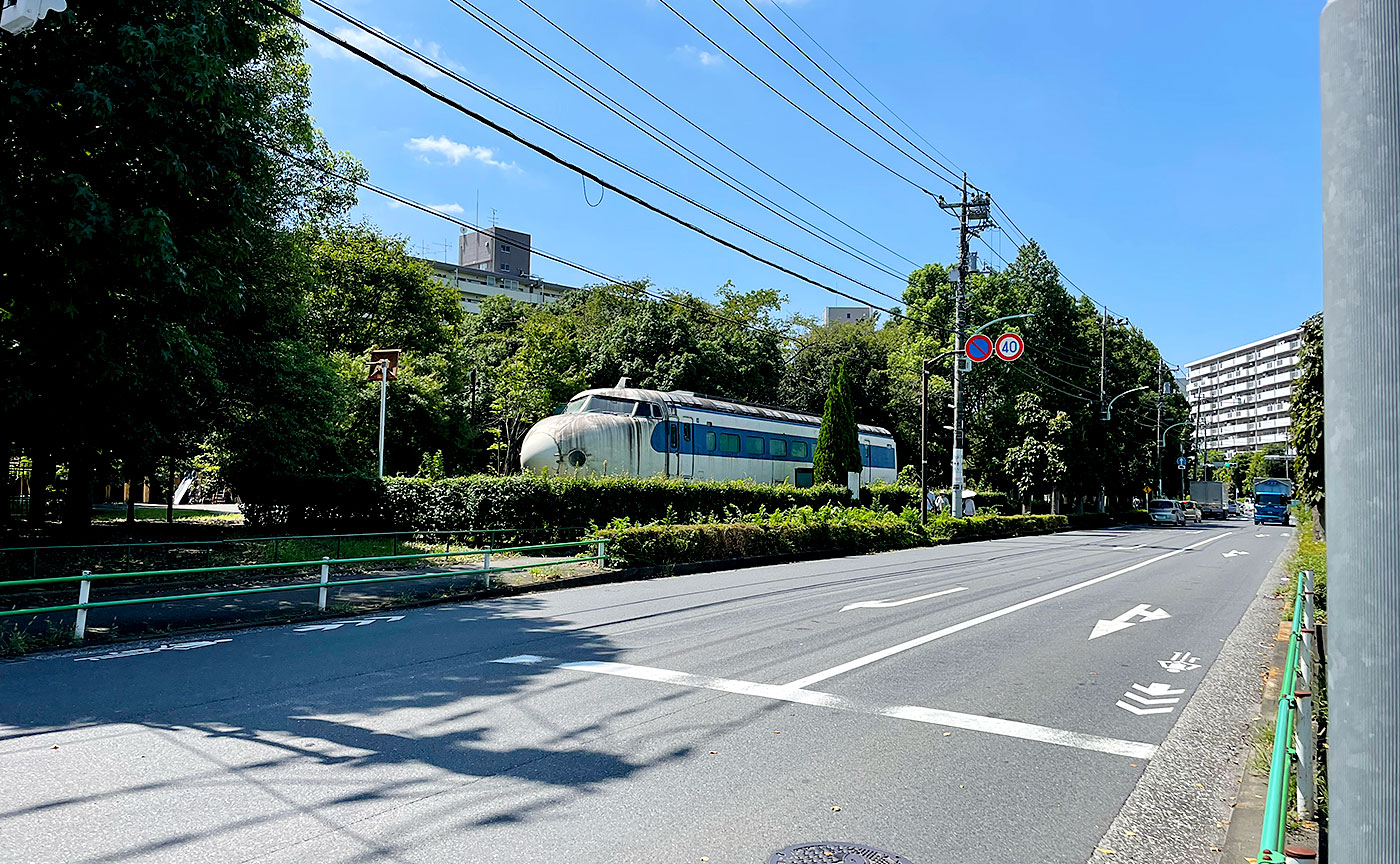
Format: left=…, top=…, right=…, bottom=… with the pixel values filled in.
left=1, top=0, right=67, bottom=34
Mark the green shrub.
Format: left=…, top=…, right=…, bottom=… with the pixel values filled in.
left=925, top=513, right=1067, bottom=542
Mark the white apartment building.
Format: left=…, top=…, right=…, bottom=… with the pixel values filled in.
left=1185, top=328, right=1303, bottom=454
left=419, top=258, right=574, bottom=314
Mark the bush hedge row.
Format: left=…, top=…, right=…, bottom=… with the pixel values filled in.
left=597, top=507, right=1069, bottom=568
left=863, top=483, right=1011, bottom=513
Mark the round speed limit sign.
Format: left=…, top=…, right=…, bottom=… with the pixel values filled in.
left=994, top=332, right=1024, bottom=362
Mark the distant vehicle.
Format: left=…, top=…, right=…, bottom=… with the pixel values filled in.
left=1189, top=480, right=1230, bottom=519
left=1228, top=501, right=1239, bottom=518
left=1253, top=478, right=1294, bottom=526
left=519, top=379, right=899, bottom=486
left=1148, top=499, right=1186, bottom=526
left=1181, top=500, right=1203, bottom=523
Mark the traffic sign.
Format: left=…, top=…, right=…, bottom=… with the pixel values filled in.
left=994, top=332, right=1024, bottom=362
left=965, top=334, right=994, bottom=363
left=1176, top=457, right=1188, bottom=468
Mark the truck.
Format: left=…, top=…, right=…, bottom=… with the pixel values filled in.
left=1189, top=480, right=1230, bottom=520
left=1252, top=477, right=1294, bottom=526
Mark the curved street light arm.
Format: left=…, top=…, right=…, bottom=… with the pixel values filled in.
left=968, top=313, right=1035, bottom=338
left=1103, top=385, right=1149, bottom=421
left=1161, top=420, right=1191, bottom=447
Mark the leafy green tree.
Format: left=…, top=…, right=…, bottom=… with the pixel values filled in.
left=1004, top=393, right=1072, bottom=511
left=813, top=362, right=861, bottom=485
left=1291, top=313, right=1324, bottom=528
left=487, top=314, right=583, bottom=473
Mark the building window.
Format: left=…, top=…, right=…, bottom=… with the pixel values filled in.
left=500, top=243, right=512, bottom=253
left=499, top=263, right=511, bottom=272
left=719, top=433, right=740, bottom=454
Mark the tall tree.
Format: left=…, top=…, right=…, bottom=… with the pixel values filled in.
left=813, top=362, right=861, bottom=486
left=1291, top=313, right=1324, bottom=530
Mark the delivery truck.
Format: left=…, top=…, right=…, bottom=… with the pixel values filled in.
left=1189, top=480, right=1230, bottom=520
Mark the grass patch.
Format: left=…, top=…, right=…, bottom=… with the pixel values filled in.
left=1281, top=506, right=1326, bottom=622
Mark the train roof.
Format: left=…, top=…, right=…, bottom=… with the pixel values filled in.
left=572, top=386, right=894, bottom=437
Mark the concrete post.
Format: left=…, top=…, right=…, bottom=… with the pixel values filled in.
left=1321, top=1, right=1400, bottom=859
left=318, top=557, right=330, bottom=611
left=73, top=572, right=90, bottom=640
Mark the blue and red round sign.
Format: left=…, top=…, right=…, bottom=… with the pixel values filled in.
left=965, top=334, right=994, bottom=363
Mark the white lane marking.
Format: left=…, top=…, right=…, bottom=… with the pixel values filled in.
left=1132, top=682, right=1185, bottom=696
left=1088, top=603, right=1171, bottom=640
left=75, top=639, right=232, bottom=662
left=535, top=659, right=1156, bottom=761
left=841, top=586, right=968, bottom=612
left=1282, top=532, right=1292, bottom=537
left=1255, top=533, right=1271, bottom=538
left=1122, top=692, right=1180, bottom=706
left=1222, top=550, right=1250, bottom=558
left=293, top=615, right=404, bottom=633
left=495, top=654, right=547, bottom=665
left=1110, top=543, right=1148, bottom=551
left=1117, top=701, right=1174, bottom=716
left=784, top=531, right=1234, bottom=689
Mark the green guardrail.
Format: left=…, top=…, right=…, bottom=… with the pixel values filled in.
left=1259, top=570, right=1319, bottom=863
left=0, top=538, right=607, bottom=639
left=0, top=527, right=590, bottom=579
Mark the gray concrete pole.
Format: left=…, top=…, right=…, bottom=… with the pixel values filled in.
left=1321, top=1, right=1400, bottom=860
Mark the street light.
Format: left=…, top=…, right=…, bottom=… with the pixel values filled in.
left=1102, top=385, right=1148, bottom=421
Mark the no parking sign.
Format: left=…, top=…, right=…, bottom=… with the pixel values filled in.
left=965, top=334, right=994, bottom=363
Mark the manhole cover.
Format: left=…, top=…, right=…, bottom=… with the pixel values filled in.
left=769, top=843, right=917, bottom=864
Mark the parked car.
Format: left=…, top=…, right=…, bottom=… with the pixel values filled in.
left=1148, top=499, right=1186, bottom=526
left=1228, top=501, right=1239, bottom=518
left=1181, top=500, right=1203, bottom=523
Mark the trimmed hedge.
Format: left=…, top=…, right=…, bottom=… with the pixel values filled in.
left=862, top=483, right=1011, bottom=513
left=598, top=508, right=1069, bottom=568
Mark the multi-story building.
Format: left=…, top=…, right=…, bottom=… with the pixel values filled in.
left=823, top=306, right=873, bottom=325
left=1185, top=328, right=1303, bottom=454
left=422, top=259, right=574, bottom=314
left=459, top=226, right=532, bottom=277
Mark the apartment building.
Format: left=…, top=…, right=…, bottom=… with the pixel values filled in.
left=1185, top=328, right=1303, bottom=454
left=422, top=259, right=573, bottom=314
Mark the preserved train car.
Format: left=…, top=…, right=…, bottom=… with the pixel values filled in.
left=518, top=379, right=898, bottom=486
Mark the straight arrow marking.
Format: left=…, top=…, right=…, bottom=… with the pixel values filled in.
left=841, top=586, right=968, bottom=612
left=1132, top=682, right=1186, bottom=697
left=1122, top=692, right=1181, bottom=706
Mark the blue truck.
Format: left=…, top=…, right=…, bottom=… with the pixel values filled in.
left=1252, top=477, right=1294, bottom=526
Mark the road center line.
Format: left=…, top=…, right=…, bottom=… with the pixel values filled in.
left=783, top=531, right=1234, bottom=690
left=533, top=659, right=1157, bottom=761
left=840, top=586, right=968, bottom=612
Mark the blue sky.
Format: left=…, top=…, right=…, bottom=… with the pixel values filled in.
left=303, top=0, right=1323, bottom=367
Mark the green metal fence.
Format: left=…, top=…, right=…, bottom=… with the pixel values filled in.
left=0, top=527, right=590, bottom=580
left=0, top=538, right=607, bottom=639
left=1258, top=570, right=1320, bottom=863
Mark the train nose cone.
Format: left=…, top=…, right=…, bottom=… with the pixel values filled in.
left=520, top=420, right=565, bottom=474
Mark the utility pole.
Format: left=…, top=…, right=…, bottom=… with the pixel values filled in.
left=919, top=364, right=928, bottom=522
left=1155, top=362, right=1163, bottom=497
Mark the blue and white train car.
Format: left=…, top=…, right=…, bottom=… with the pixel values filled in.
left=519, top=380, right=898, bottom=487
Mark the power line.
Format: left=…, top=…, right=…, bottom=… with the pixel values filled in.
left=766, top=0, right=964, bottom=177
left=731, top=0, right=963, bottom=186
left=445, top=0, right=910, bottom=282
left=510, top=0, right=921, bottom=271
left=276, top=0, right=951, bottom=338
left=705, top=0, right=961, bottom=188
left=651, top=0, right=956, bottom=199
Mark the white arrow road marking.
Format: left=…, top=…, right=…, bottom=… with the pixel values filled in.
left=1122, top=692, right=1181, bottom=706
left=1158, top=651, right=1202, bottom=673
left=504, top=657, right=1157, bottom=760
left=75, top=639, right=233, bottom=662
left=294, top=615, right=404, bottom=633
left=784, top=531, right=1233, bottom=690
left=841, top=586, right=968, bottom=612
left=494, top=654, right=547, bottom=665
left=1222, top=550, right=1250, bottom=558
left=1110, top=544, right=1148, bottom=551
left=1116, top=701, right=1175, bottom=716
left=1255, top=533, right=1271, bottom=538
left=1089, top=603, right=1171, bottom=640
left=1132, top=682, right=1185, bottom=697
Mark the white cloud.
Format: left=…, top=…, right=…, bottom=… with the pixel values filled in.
left=406, top=136, right=522, bottom=173
left=675, top=44, right=725, bottom=67
left=308, top=23, right=465, bottom=81
left=429, top=203, right=465, bottom=215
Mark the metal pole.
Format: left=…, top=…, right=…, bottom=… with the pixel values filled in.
left=318, top=557, right=330, bottom=611
left=1156, top=363, right=1163, bottom=496
left=378, top=358, right=388, bottom=478
left=482, top=547, right=491, bottom=589
left=950, top=173, right=968, bottom=520
left=1321, top=2, right=1400, bottom=858
left=920, top=362, right=928, bottom=524
left=74, top=572, right=90, bottom=640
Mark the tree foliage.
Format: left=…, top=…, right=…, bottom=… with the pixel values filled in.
left=1291, top=313, right=1324, bottom=517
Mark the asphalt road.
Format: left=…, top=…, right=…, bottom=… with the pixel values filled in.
left=0, top=521, right=1291, bottom=864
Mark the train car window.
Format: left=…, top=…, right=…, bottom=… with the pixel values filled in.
left=769, top=439, right=787, bottom=457
left=790, top=441, right=810, bottom=459
left=651, top=404, right=664, bottom=419
left=585, top=396, right=636, bottom=415
left=719, top=433, right=740, bottom=454
left=668, top=423, right=679, bottom=450
left=745, top=436, right=765, bottom=456
left=706, top=430, right=717, bottom=451
left=683, top=424, right=691, bottom=441
left=632, top=402, right=650, bottom=417
left=562, top=398, right=586, bottom=414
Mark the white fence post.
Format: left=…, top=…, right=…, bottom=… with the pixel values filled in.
left=74, top=572, right=91, bottom=640
left=318, top=557, right=330, bottom=611
left=1294, top=688, right=1317, bottom=820
left=482, top=548, right=491, bottom=589
left=597, top=539, right=606, bottom=569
